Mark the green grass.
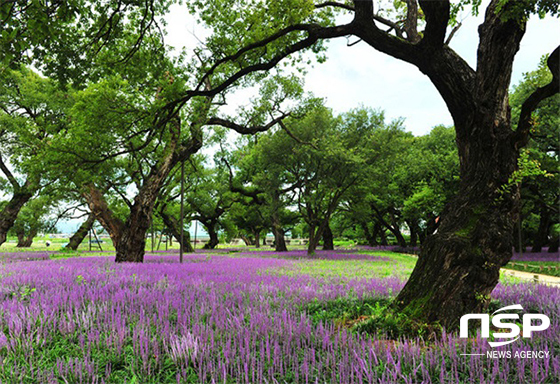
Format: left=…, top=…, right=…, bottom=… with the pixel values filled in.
left=277, top=251, right=418, bottom=281
left=505, top=261, right=560, bottom=277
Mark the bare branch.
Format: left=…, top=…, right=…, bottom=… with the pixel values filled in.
left=445, top=22, right=462, bottom=45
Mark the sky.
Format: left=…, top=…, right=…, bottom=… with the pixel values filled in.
left=163, top=1, right=559, bottom=136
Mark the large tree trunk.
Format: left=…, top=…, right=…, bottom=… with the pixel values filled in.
left=65, top=213, right=96, bottom=250
left=395, top=56, right=524, bottom=329
left=159, top=210, right=194, bottom=253
left=387, top=0, right=542, bottom=329
left=272, top=226, right=288, bottom=251
left=322, top=223, right=334, bottom=250
left=115, top=219, right=149, bottom=262
left=0, top=190, right=34, bottom=246
left=395, top=112, right=520, bottom=327
left=307, top=218, right=330, bottom=254
left=307, top=226, right=320, bottom=254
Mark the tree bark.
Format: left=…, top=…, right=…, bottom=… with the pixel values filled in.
left=254, top=231, right=260, bottom=249
left=159, top=210, right=194, bottom=253
left=370, top=0, right=559, bottom=329
left=531, top=204, right=550, bottom=252
left=16, top=228, right=36, bottom=247
left=322, top=223, right=334, bottom=250
left=0, top=188, right=35, bottom=246
left=395, top=118, right=520, bottom=327
left=361, top=222, right=377, bottom=247
left=203, top=222, right=219, bottom=249
left=307, top=225, right=320, bottom=254
left=16, top=229, right=26, bottom=247
left=65, top=213, right=96, bottom=250
left=308, top=218, right=330, bottom=254
left=272, top=221, right=288, bottom=252
left=406, top=219, right=419, bottom=247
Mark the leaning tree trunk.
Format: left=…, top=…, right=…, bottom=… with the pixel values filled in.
left=322, top=223, right=334, bottom=250
left=372, top=207, right=407, bottom=247
left=160, top=210, right=194, bottom=252
left=0, top=190, right=34, bottom=246
left=240, top=235, right=254, bottom=246
left=65, top=213, right=96, bottom=250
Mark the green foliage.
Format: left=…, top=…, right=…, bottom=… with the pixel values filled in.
left=499, top=150, right=551, bottom=196
left=304, top=297, right=391, bottom=325
left=304, top=296, right=441, bottom=339
left=1, top=0, right=173, bottom=86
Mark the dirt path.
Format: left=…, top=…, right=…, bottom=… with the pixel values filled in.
left=501, top=268, right=560, bottom=286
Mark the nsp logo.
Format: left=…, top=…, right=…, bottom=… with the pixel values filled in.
left=459, top=304, right=550, bottom=347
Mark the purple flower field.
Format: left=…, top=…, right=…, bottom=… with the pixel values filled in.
left=511, top=247, right=560, bottom=262
left=0, top=251, right=558, bottom=383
